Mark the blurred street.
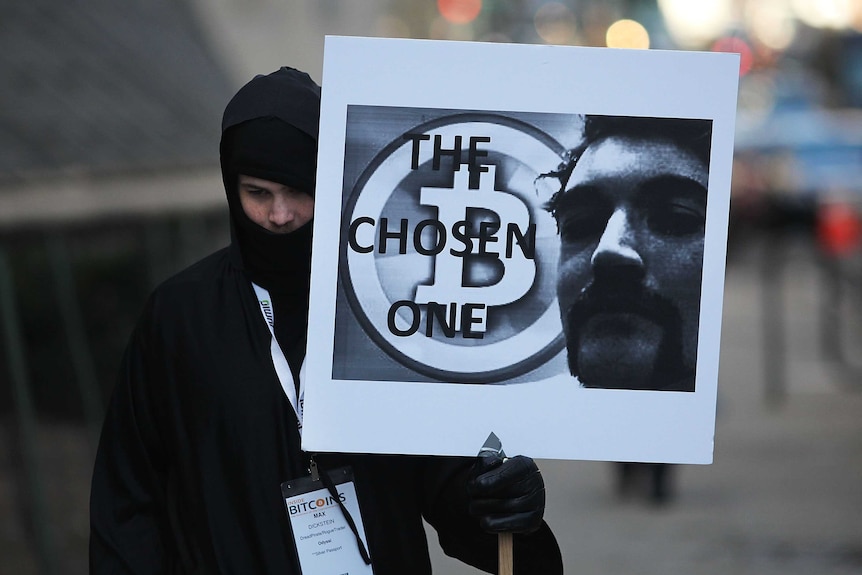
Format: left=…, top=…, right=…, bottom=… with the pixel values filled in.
left=427, top=233, right=862, bottom=575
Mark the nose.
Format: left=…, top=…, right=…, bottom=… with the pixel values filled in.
left=269, top=193, right=296, bottom=227
left=590, top=208, right=644, bottom=277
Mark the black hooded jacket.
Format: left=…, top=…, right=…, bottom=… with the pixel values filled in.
left=89, top=68, right=563, bottom=574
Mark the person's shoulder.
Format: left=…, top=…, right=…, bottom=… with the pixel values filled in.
left=124, top=246, right=248, bottom=356
left=143, top=247, right=236, bottom=317
left=158, top=248, right=232, bottom=291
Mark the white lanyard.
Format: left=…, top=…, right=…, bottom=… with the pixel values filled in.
left=252, top=283, right=305, bottom=434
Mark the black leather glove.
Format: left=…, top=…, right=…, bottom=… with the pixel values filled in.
left=466, top=454, right=546, bottom=534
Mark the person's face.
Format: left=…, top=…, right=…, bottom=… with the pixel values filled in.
left=238, top=174, right=314, bottom=234
left=554, top=135, right=708, bottom=390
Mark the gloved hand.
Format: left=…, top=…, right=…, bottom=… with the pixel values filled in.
left=466, top=454, right=546, bottom=534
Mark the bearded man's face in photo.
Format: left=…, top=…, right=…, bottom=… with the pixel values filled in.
left=553, top=133, right=708, bottom=392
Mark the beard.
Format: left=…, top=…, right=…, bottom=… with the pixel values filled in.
left=563, top=278, right=696, bottom=391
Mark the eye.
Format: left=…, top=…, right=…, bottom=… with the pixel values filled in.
left=647, top=200, right=705, bottom=236
left=245, top=187, right=270, bottom=198
left=640, top=177, right=706, bottom=237
left=286, top=187, right=311, bottom=200
left=553, top=192, right=613, bottom=243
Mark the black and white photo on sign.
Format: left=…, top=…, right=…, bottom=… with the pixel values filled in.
left=303, top=36, right=738, bottom=463
left=335, top=107, right=711, bottom=394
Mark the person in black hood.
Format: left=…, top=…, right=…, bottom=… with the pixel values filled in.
left=89, top=67, right=563, bottom=574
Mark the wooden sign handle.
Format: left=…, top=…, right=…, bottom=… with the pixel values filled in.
left=499, top=532, right=513, bottom=575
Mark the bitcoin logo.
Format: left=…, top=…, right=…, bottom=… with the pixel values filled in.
left=340, top=112, right=566, bottom=383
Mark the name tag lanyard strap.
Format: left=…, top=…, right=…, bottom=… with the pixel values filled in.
left=252, top=283, right=305, bottom=430
left=255, top=284, right=372, bottom=567
left=317, top=462, right=373, bottom=565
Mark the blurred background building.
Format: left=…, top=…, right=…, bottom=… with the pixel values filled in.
left=1, top=1, right=860, bottom=574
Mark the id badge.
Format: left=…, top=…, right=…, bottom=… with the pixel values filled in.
left=282, top=466, right=375, bottom=575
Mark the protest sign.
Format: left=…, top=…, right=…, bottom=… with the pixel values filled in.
left=303, top=36, right=739, bottom=463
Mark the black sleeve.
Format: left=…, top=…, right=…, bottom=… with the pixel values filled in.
left=89, top=317, right=172, bottom=575
left=420, top=456, right=563, bottom=575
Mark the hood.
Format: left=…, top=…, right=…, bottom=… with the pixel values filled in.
left=218, top=67, right=321, bottom=286
left=221, top=67, right=320, bottom=144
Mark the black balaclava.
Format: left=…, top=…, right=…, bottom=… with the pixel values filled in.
left=224, top=117, right=315, bottom=292
left=219, top=67, right=321, bottom=379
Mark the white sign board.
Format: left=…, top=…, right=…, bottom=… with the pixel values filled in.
left=303, top=35, right=739, bottom=464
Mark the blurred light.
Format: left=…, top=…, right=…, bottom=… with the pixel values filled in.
left=817, top=200, right=862, bottom=257
left=658, top=0, right=734, bottom=47
left=437, top=0, right=482, bottom=25
left=534, top=2, right=578, bottom=45
left=790, top=0, right=854, bottom=29
left=712, top=36, right=754, bottom=76
left=744, top=0, right=796, bottom=51
left=606, top=19, right=650, bottom=49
